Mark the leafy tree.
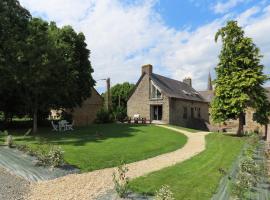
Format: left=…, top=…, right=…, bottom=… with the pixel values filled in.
left=48, top=23, right=95, bottom=109
left=20, top=19, right=95, bottom=133
left=20, top=18, right=64, bottom=133
left=211, top=21, right=269, bottom=136
left=104, top=82, right=135, bottom=109
left=0, top=0, right=31, bottom=122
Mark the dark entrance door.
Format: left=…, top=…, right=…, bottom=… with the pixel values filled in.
left=153, top=105, right=162, bottom=120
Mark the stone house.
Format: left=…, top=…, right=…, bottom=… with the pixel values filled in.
left=127, top=65, right=209, bottom=128
left=51, top=88, right=103, bottom=126
left=199, top=73, right=270, bottom=134
left=70, top=88, right=103, bottom=126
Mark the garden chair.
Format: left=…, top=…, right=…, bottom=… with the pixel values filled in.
left=66, top=120, right=74, bottom=131
left=51, top=121, right=59, bottom=131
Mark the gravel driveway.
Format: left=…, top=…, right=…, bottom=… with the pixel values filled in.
left=0, top=167, right=30, bottom=200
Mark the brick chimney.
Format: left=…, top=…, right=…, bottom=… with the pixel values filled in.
left=141, top=64, right=153, bottom=75
left=183, top=77, right=192, bottom=87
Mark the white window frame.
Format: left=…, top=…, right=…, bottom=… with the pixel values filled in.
left=150, top=81, right=162, bottom=100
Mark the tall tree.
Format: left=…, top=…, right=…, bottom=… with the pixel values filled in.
left=21, top=18, right=63, bottom=133
left=211, top=21, right=269, bottom=136
left=104, top=82, right=135, bottom=110
left=48, top=23, right=95, bottom=109
left=0, top=0, right=31, bottom=122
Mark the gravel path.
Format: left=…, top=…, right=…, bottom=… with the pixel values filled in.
left=28, top=125, right=209, bottom=200
left=0, top=167, right=30, bottom=200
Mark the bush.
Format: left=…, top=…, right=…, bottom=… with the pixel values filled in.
left=113, top=106, right=127, bottom=122
left=113, top=162, right=129, bottom=198
left=95, top=108, right=113, bottom=123
left=154, top=185, right=175, bottom=200
left=6, top=135, right=13, bottom=148
left=36, top=146, right=64, bottom=168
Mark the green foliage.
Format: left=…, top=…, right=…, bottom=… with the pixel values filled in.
left=36, top=145, right=64, bottom=168
left=113, top=106, right=127, bottom=122
left=211, top=20, right=269, bottom=135
left=0, top=0, right=31, bottom=122
left=95, top=108, right=113, bottom=123
left=112, top=161, right=129, bottom=198
left=0, top=2, right=95, bottom=132
left=154, top=185, right=175, bottom=200
left=103, top=82, right=134, bottom=110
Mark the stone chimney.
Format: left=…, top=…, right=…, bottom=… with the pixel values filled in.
left=183, top=77, right=192, bottom=87
left=141, top=64, right=153, bottom=75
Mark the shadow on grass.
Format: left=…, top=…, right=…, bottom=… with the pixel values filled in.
left=6, top=123, right=150, bottom=146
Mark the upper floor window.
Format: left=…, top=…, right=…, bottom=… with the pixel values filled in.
left=151, top=81, right=162, bottom=99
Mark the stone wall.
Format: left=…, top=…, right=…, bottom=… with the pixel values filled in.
left=127, top=74, right=170, bottom=123
left=71, top=88, right=103, bottom=126
left=170, top=98, right=209, bottom=127
left=209, top=107, right=269, bottom=136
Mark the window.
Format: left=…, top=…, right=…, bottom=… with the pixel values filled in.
left=151, top=82, right=162, bottom=99
left=198, top=108, right=201, bottom=118
left=183, top=107, right=187, bottom=119
left=191, top=107, right=194, bottom=119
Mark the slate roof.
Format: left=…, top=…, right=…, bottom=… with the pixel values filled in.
left=150, top=73, right=206, bottom=102
left=199, top=87, right=270, bottom=103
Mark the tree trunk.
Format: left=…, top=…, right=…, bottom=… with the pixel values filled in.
left=265, top=124, right=268, bottom=141
left=33, top=108, right=37, bottom=133
left=33, top=98, right=38, bottom=133
left=237, top=112, right=245, bottom=136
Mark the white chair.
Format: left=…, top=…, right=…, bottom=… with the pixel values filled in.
left=51, top=121, right=58, bottom=131
left=66, top=120, right=74, bottom=131
left=58, top=120, right=68, bottom=131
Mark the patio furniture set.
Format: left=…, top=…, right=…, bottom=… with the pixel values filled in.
left=125, top=114, right=151, bottom=124
left=51, top=120, right=74, bottom=132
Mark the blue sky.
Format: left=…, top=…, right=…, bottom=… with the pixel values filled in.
left=20, top=0, right=270, bottom=92
left=154, top=0, right=262, bottom=29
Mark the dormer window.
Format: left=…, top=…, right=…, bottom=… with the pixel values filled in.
left=151, top=81, right=162, bottom=99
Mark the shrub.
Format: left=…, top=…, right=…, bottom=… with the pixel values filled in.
left=95, top=108, right=113, bottom=123
left=113, top=106, right=127, bottom=122
left=36, top=146, right=64, bottom=168
left=154, top=185, right=175, bottom=200
left=6, top=135, right=13, bottom=148
left=113, top=162, right=129, bottom=198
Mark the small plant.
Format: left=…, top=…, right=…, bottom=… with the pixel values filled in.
left=112, top=161, right=129, bottom=198
left=47, top=146, right=64, bottom=167
left=36, top=145, right=64, bottom=168
left=6, top=134, right=13, bottom=148
left=232, top=171, right=255, bottom=199
left=154, top=185, right=175, bottom=200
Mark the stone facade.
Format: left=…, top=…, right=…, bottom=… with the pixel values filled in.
left=170, top=98, right=209, bottom=127
left=127, top=65, right=209, bottom=126
left=70, top=88, right=103, bottom=126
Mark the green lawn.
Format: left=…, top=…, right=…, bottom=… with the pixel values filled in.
left=129, top=133, right=246, bottom=200
left=0, top=124, right=187, bottom=172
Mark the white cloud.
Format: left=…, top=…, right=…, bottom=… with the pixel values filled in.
left=19, top=0, right=270, bottom=91
left=212, top=0, right=245, bottom=14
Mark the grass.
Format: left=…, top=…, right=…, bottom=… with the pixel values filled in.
left=0, top=124, right=187, bottom=172
left=129, top=133, right=246, bottom=200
